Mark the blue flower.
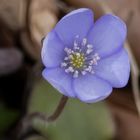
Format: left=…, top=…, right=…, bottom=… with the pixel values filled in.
left=41, top=8, right=130, bottom=103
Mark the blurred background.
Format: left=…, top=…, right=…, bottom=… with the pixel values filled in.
left=0, top=0, right=140, bottom=140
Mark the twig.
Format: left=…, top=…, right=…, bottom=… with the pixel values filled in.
left=127, top=42, right=140, bottom=115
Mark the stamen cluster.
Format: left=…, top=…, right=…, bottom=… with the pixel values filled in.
left=61, top=35, right=100, bottom=78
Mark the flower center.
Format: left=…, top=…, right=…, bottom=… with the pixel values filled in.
left=61, top=35, right=100, bottom=78
left=71, top=53, right=85, bottom=69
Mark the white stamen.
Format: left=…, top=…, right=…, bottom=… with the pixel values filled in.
left=82, top=38, right=87, bottom=46
left=68, top=66, right=74, bottom=72
left=65, top=69, right=69, bottom=73
left=74, top=35, right=80, bottom=48
left=76, top=52, right=80, bottom=57
left=64, top=47, right=69, bottom=52
left=86, top=49, right=93, bottom=54
left=61, top=62, right=67, bottom=67
left=89, top=60, right=95, bottom=65
left=94, top=53, right=100, bottom=60
left=74, top=42, right=78, bottom=48
left=92, top=59, right=98, bottom=65
left=73, top=70, right=79, bottom=78
left=85, top=66, right=92, bottom=72
left=64, top=57, right=69, bottom=61
left=68, top=55, right=73, bottom=59
left=74, top=46, right=80, bottom=50
left=64, top=48, right=72, bottom=54
left=87, top=44, right=93, bottom=49
left=81, top=71, right=87, bottom=75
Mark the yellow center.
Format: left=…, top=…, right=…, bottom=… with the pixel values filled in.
left=71, top=53, right=85, bottom=69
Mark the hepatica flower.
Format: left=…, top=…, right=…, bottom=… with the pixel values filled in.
left=41, top=8, right=130, bottom=103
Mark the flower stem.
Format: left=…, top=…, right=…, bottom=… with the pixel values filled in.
left=14, top=95, right=68, bottom=139
left=47, top=95, right=68, bottom=122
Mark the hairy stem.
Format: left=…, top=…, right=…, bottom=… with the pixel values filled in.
left=47, top=95, right=68, bottom=122
left=16, top=95, right=68, bottom=139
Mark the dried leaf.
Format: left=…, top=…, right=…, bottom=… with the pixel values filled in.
left=0, top=0, right=26, bottom=30
left=20, top=0, right=58, bottom=60
left=30, top=0, right=58, bottom=46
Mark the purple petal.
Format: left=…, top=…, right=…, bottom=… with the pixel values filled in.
left=54, top=8, right=94, bottom=46
left=41, top=31, right=65, bottom=67
left=88, top=14, right=127, bottom=57
left=95, top=48, right=130, bottom=88
left=73, top=74, right=112, bottom=103
left=42, top=67, right=75, bottom=97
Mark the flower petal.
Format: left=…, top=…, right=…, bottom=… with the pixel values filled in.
left=41, top=31, right=65, bottom=67
left=95, top=48, right=130, bottom=88
left=42, top=67, right=75, bottom=97
left=54, top=8, right=94, bottom=46
left=73, top=74, right=112, bottom=103
left=88, top=14, right=127, bottom=57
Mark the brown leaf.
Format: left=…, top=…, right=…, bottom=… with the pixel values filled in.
left=30, top=0, right=58, bottom=46
left=0, top=0, right=26, bottom=30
